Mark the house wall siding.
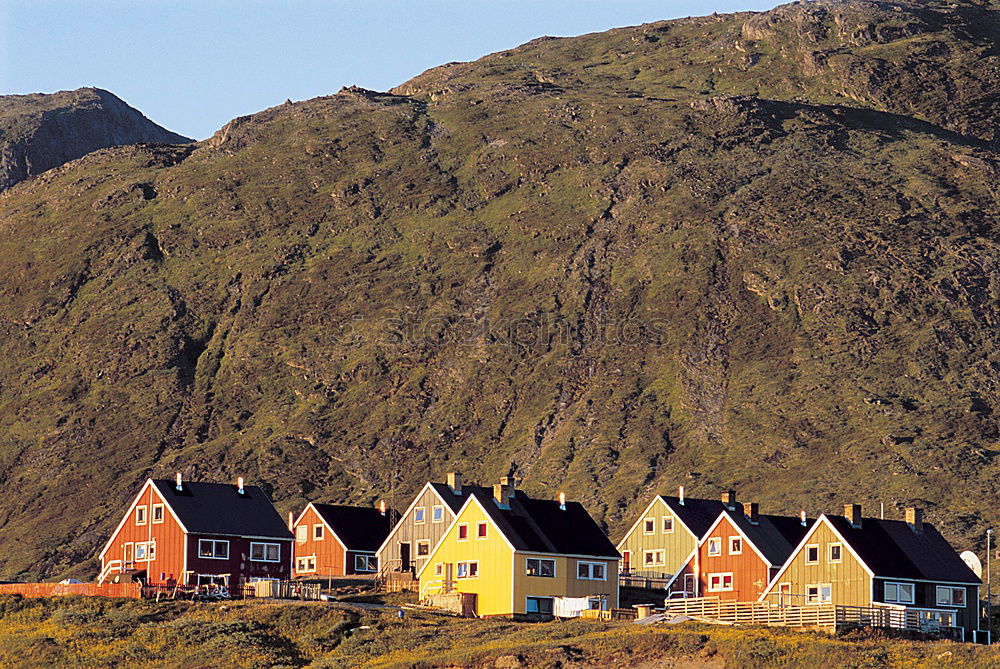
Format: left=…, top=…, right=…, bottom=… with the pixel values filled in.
left=513, top=553, right=619, bottom=614
left=293, top=506, right=346, bottom=577
left=616, top=498, right=696, bottom=577
left=186, top=535, right=291, bottom=585
left=379, top=486, right=456, bottom=575
left=101, top=484, right=186, bottom=585
left=762, top=521, right=871, bottom=607
left=694, top=515, right=771, bottom=601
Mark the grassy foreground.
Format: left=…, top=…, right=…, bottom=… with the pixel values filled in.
left=0, top=596, right=996, bottom=668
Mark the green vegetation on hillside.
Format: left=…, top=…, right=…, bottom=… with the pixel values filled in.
left=0, top=0, right=999, bottom=579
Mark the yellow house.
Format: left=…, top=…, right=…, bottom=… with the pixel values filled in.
left=417, top=478, right=620, bottom=618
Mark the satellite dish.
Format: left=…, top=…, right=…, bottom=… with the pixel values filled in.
left=960, top=551, right=983, bottom=578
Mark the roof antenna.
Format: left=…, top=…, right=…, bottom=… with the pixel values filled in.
left=175, top=472, right=183, bottom=491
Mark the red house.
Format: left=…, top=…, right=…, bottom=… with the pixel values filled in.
left=292, top=502, right=392, bottom=578
left=672, top=492, right=811, bottom=601
left=99, top=474, right=293, bottom=589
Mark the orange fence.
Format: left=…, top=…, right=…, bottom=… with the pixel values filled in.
left=0, top=582, right=142, bottom=599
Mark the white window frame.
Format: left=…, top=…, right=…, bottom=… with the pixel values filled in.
left=136, top=541, right=155, bottom=561
left=416, top=540, right=430, bottom=557
left=250, top=542, right=280, bottom=563
left=936, top=585, right=966, bottom=608
left=707, top=572, right=734, bottom=592
left=643, top=518, right=655, bottom=535
left=432, top=505, right=445, bottom=523
left=885, top=581, right=915, bottom=605
left=577, top=561, right=606, bottom=581
left=197, top=539, right=230, bottom=560
left=296, top=525, right=308, bottom=543
left=805, top=544, right=820, bottom=565
left=476, top=521, right=488, bottom=539
left=414, top=507, right=426, bottom=524
left=313, top=524, right=324, bottom=540
left=707, top=538, right=722, bottom=556
left=526, top=557, right=556, bottom=577
left=643, top=549, right=665, bottom=567
left=355, top=554, right=377, bottom=572
left=434, top=562, right=443, bottom=576
left=296, top=556, right=317, bottom=572
left=827, top=542, right=842, bottom=564
left=135, top=505, right=147, bottom=526
left=457, top=560, right=479, bottom=579
left=805, top=583, right=832, bottom=604
left=457, top=523, right=469, bottom=541
left=728, top=536, right=742, bottom=555
left=152, top=504, right=164, bottom=524
left=662, top=516, right=674, bottom=534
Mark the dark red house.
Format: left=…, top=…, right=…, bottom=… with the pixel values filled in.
left=99, top=474, right=293, bottom=589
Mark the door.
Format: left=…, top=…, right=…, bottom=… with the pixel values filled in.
left=123, top=543, right=134, bottom=566
left=622, top=551, right=631, bottom=574
left=445, top=563, right=454, bottom=593
left=779, top=583, right=792, bottom=607
left=400, top=542, right=411, bottom=573
left=683, top=574, right=695, bottom=597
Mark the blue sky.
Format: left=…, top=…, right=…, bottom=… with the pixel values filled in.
left=2, top=1, right=779, bottom=140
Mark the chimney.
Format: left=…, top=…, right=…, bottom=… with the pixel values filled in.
left=447, top=472, right=463, bottom=495
left=721, top=490, right=738, bottom=510
left=743, top=502, right=759, bottom=524
left=237, top=476, right=245, bottom=495
left=558, top=492, right=566, bottom=511
left=379, top=499, right=386, bottom=516
left=175, top=472, right=183, bottom=491
left=800, top=510, right=807, bottom=527
left=288, top=511, right=294, bottom=531
left=678, top=485, right=685, bottom=506
left=494, top=477, right=516, bottom=507
left=844, top=503, right=862, bottom=529
left=905, top=507, right=923, bottom=534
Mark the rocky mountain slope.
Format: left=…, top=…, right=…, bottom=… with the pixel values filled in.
left=0, top=87, right=190, bottom=191
left=1, top=0, right=999, bottom=579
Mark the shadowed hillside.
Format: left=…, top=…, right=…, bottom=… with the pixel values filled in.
left=1, top=0, right=999, bottom=579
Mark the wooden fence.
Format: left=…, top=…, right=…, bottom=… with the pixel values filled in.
left=661, top=597, right=837, bottom=629
left=0, top=582, right=142, bottom=599
left=249, top=580, right=321, bottom=600
left=579, top=608, right=639, bottom=621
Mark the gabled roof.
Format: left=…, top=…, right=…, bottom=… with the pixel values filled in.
left=721, top=510, right=814, bottom=567
left=310, top=503, right=392, bottom=552
left=428, top=482, right=494, bottom=513
left=659, top=495, right=728, bottom=539
left=467, top=488, right=620, bottom=558
left=150, top=479, right=293, bottom=540
left=824, top=515, right=980, bottom=584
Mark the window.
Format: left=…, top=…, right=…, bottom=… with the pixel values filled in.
left=526, top=596, right=554, bottom=615
left=296, top=556, right=316, bottom=572
left=457, top=561, right=479, bottom=579
left=198, top=539, right=229, bottom=559
left=708, top=573, right=733, bottom=592
left=662, top=516, right=674, bottom=533
left=434, top=563, right=443, bottom=576
left=643, top=550, right=665, bottom=567
left=355, top=555, right=377, bottom=572
left=729, top=537, right=742, bottom=555
left=414, top=507, right=426, bottom=524
left=296, top=525, right=308, bottom=543
left=884, top=582, right=915, bottom=604
left=250, top=542, right=280, bottom=562
left=643, top=518, right=655, bottom=535
left=152, top=504, right=164, bottom=524
left=417, top=541, right=430, bottom=556
left=526, top=558, right=555, bottom=577
left=828, top=543, right=842, bottom=563
left=477, top=522, right=488, bottom=539
left=577, top=561, right=606, bottom=580
left=432, top=505, right=445, bottom=523
left=707, top=538, right=722, bottom=556
left=457, top=523, right=469, bottom=540
left=135, top=505, right=147, bottom=526
left=805, top=584, right=832, bottom=604
left=135, top=541, right=155, bottom=560
left=805, top=545, right=820, bottom=564
left=936, top=586, right=966, bottom=608
left=314, top=524, right=324, bottom=540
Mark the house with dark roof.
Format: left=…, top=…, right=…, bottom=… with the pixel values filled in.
left=416, top=477, right=620, bottom=618
left=669, top=492, right=813, bottom=601
left=292, top=502, right=392, bottom=577
left=615, top=488, right=727, bottom=583
left=98, top=474, right=293, bottom=588
left=375, top=472, right=492, bottom=582
left=759, top=504, right=983, bottom=639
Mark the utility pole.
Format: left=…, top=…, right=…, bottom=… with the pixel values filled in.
left=988, top=528, right=993, bottom=645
